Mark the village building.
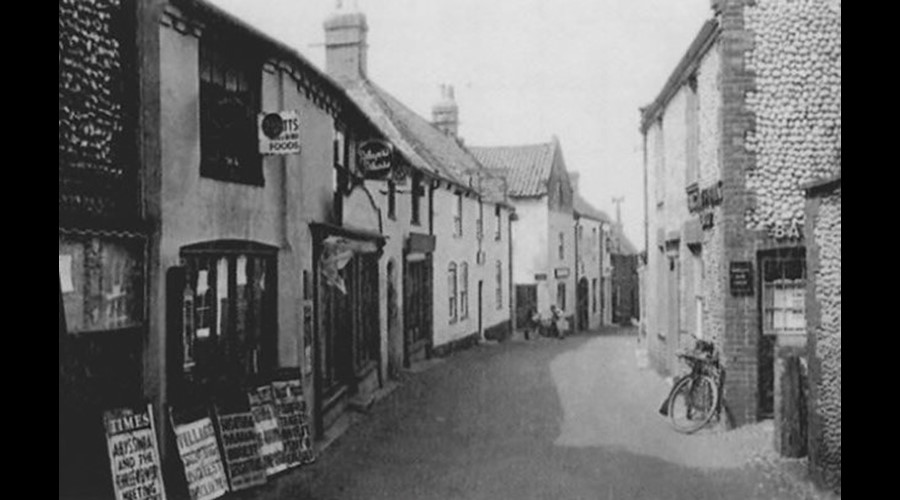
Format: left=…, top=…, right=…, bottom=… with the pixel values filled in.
left=570, top=173, right=612, bottom=331
left=61, top=0, right=409, bottom=483
left=471, top=139, right=576, bottom=334
left=323, top=9, right=516, bottom=374
left=60, top=1, right=147, bottom=496
left=640, top=0, right=840, bottom=430
left=607, top=206, right=640, bottom=325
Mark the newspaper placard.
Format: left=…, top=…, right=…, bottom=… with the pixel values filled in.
left=103, top=404, right=167, bottom=500
left=215, top=410, right=267, bottom=491
left=172, top=416, right=229, bottom=500
left=248, top=385, right=288, bottom=476
left=272, top=378, right=316, bottom=467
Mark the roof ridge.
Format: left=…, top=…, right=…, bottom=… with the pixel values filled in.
left=469, top=141, right=555, bottom=150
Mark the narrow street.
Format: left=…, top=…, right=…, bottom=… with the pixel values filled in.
left=247, top=329, right=824, bottom=500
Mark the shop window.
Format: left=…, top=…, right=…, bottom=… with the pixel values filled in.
left=180, top=242, right=277, bottom=392
left=199, top=39, right=261, bottom=185
left=448, top=262, right=458, bottom=323
left=557, top=282, right=566, bottom=311
left=59, top=235, right=144, bottom=333
left=761, top=250, right=807, bottom=335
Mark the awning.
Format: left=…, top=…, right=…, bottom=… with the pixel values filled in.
left=310, top=222, right=386, bottom=295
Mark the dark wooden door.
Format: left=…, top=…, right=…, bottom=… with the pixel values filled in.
left=577, top=277, right=589, bottom=331
left=404, top=255, right=432, bottom=365
left=515, top=285, right=538, bottom=327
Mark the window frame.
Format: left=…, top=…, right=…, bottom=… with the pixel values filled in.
left=557, top=281, right=566, bottom=311
left=453, top=193, right=463, bottom=237
left=460, top=262, right=469, bottom=319
left=558, top=232, right=565, bottom=261
left=495, top=260, right=503, bottom=310
left=198, top=36, right=263, bottom=186
left=448, top=262, right=458, bottom=324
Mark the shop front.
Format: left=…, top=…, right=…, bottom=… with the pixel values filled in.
left=311, top=222, right=385, bottom=437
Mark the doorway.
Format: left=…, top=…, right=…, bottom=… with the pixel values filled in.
left=478, top=280, right=484, bottom=339
left=404, top=254, right=432, bottom=366
left=577, top=277, right=589, bottom=331
left=758, top=248, right=806, bottom=419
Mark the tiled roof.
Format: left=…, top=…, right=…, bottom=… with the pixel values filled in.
left=573, top=193, right=610, bottom=223
left=469, top=143, right=557, bottom=197
left=342, top=79, right=482, bottom=190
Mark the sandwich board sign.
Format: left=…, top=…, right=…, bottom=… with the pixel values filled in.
left=103, top=404, right=167, bottom=500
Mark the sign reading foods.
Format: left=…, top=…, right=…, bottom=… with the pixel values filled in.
left=357, top=140, right=393, bottom=179
left=258, top=111, right=301, bottom=155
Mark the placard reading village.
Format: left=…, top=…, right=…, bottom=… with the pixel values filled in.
left=216, top=410, right=267, bottom=491
left=103, top=405, right=167, bottom=500
left=173, top=417, right=229, bottom=500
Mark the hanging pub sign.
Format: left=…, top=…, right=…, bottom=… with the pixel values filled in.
left=258, top=111, right=301, bottom=155
left=729, top=261, right=755, bottom=297
left=171, top=413, right=229, bottom=500
left=248, top=384, right=288, bottom=476
left=214, top=409, right=267, bottom=492
left=103, top=404, right=167, bottom=500
left=357, top=139, right=394, bottom=179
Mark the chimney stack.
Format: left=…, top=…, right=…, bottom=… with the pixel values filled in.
left=432, top=84, right=459, bottom=138
left=324, top=2, right=368, bottom=82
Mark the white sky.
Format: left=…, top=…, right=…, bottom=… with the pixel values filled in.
left=210, top=0, right=712, bottom=250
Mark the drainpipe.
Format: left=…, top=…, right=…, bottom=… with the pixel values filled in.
left=573, top=215, right=579, bottom=332
left=508, top=207, right=516, bottom=337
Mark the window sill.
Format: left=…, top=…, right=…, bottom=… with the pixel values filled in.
left=200, top=171, right=265, bottom=187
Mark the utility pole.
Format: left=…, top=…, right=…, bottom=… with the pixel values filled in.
left=612, top=196, right=625, bottom=227
left=611, top=197, right=624, bottom=254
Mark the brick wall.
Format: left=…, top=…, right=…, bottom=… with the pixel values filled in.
left=718, top=0, right=761, bottom=426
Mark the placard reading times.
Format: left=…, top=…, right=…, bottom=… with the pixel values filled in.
left=103, top=405, right=167, bottom=500
left=215, top=411, right=267, bottom=491
left=172, top=417, right=228, bottom=500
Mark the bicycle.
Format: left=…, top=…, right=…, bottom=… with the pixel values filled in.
left=660, top=337, right=724, bottom=434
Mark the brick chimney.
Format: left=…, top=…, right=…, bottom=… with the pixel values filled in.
left=432, top=84, right=459, bottom=137
left=324, top=2, right=368, bottom=82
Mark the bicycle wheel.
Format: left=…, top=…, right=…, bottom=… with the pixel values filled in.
left=668, top=374, right=719, bottom=434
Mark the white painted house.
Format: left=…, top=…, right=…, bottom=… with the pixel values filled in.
left=471, top=139, right=577, bottom=332
left=323, top=9, right=515, bottom=370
